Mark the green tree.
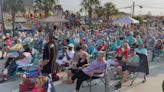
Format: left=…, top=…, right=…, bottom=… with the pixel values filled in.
left=34, top=0, right=58, bottom=17
left=80, top=0, right=100, bottom=25
left=3, top=0, right=25, bottom=32
left=104, top=2, right=118, bottom=20
left=94, top=6, right=105, bottom=19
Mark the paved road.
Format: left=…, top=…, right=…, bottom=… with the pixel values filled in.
left=54, top=59, right=164, bottom=92
left=0, top=51, right=164, bottom=92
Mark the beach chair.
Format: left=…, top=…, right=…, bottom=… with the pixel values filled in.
left=129, top=53, right=147, bottom=86
left=13, top=52, right=38, bottom=79
left=160, top=49, right=164, bottom=61
left=82, top=65, right=108, bottom=92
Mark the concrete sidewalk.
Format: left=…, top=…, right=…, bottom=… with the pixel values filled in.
left=0, top=52, right=164, bottom=92
left=55, top=61, right=164, bottom=92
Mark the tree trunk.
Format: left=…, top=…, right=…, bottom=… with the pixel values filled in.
left=1, top=7, right=5, bottom=35
left=106, top=13, right=109, bottom=20
left=1, top=12, right=5, bottom=34
left=11, top=11, right=15, bottom=33
left=44, top=4, right=49, bottom=17
left=88, top=7, right=92, bottom=26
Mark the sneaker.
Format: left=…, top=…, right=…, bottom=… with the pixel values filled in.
left=114, top=82, right=122, bottom=90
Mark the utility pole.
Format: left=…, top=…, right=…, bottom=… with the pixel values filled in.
left=132, top=2, right=135, bottom=17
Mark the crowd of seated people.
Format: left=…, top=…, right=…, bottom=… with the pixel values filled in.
left=63, top=51, right=106, bottom=92
left=0, top=24, right=163, bottom=92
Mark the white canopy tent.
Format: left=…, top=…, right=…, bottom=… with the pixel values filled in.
left=113, top=16, right=139, bottom=24
left=39, top=16, right=68, bottom=23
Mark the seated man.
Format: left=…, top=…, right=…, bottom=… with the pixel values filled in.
left=64, top=51, right=106, bottom=92
left=0, top=47, right=32, bottom=83
left=114, top=49, right=140, bottom=89
left=57, top=44, right=75, bottom=65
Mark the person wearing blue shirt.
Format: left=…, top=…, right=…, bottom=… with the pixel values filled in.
left=135, top=44, right=148, bottom=56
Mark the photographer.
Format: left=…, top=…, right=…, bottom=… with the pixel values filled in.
left=57, top=44, right=75, bottom=65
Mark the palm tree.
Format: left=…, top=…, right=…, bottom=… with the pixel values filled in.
left=54, top=4, right=63, bottom=16
left=3, top=0, right=25, bottom=32
left=104, top=2, right=118, bottom=20
left=80, top=0, right=100, bottom=25
left=94, top=6, right=105, bottom=19
left=35, top=0, right=58, bottom=17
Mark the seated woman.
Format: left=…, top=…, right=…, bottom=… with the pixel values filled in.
left=1, top=39, right=23, bottom=59
left=3, top=45, right=30, bottom=69
left=151, top=39, right=163, bottom=62
left=115, top=45, right=128, bottom=64
left=64, top=51, right=89, bottom=80
left=131, top=38, right=138, bottom=49
left=110, top=45, right=128, bottom=78
left=0, top=47, right=32, bottom=83
left=64, top=51, right=106, bottom=92
left=114, top=49, right=140, bottom=89
left=0, top=35, right=12, bottom=59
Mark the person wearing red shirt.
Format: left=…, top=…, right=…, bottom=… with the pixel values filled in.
left=114, top=45, right=129, bottom=78
left=1, top=37, right=12, bottom=59
left=96, top=41, right=107, bottom=51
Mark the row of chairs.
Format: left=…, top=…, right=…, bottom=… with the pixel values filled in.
left=81, top=53, right=147, bottom=92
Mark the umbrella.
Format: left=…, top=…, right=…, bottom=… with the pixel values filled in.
left=39, top=16, right=68, bottom=23
left=113, top=16, right=139, bottom=24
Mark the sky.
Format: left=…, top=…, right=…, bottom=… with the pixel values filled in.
left=59, top=0, right=164, bottom=16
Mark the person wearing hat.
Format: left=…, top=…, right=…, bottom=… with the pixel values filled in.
left=62, top=44, right=75, bottom=64
left=135, top=43, right=148, bottom=56
left=115, top=49, right=140, bottom=89
left=64, top=51, right=106, bottom=92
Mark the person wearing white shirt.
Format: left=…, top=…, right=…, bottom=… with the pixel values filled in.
left=0, top=47, right=32, bottom=83
left=16, top=52, right=32, bottom=66
left=63, top=44, right=75, bottom=63
left=57, top=44, right=75, bottom=65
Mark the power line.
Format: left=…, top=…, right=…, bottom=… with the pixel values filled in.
left=139, top=5, right=164, bottom=9
left=117, top=6, right=132, bottom=9
left=135, top=1, right=164, bottom=5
